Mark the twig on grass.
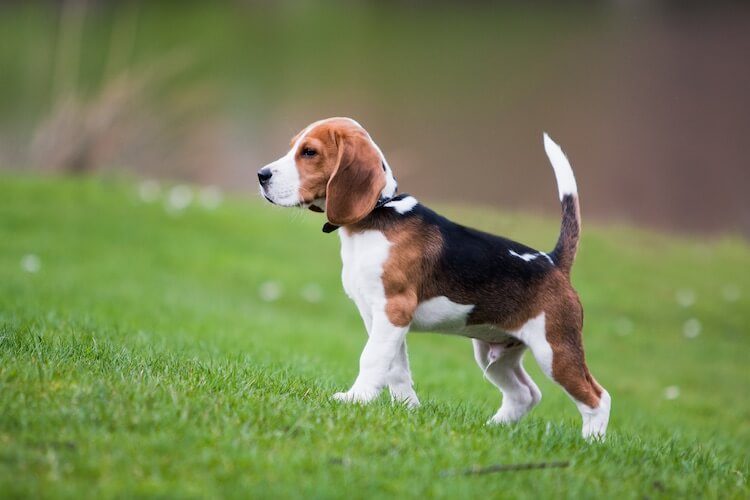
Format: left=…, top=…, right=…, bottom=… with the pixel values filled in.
left=441, top=460, right=570, bottom=477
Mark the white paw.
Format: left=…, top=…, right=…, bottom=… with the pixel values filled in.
left=582, top=412, right=608, bottom=441
left=581, top=390, right=611, bottom=441
left=487, top=409, right=522, bottom=426
left=331, top=388, right=379, bottom=404
left=486, top=396, right=539, bottom=425
left=582, top=425, right=607, bottom=442
left=390, top=391, right=421, bottom=409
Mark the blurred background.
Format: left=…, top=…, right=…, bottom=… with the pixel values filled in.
left=1, top=0, right=748, bottom=235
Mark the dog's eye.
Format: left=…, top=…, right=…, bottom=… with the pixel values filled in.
left=301, top=147, right=317, bottom=158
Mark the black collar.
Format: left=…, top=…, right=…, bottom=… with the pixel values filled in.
left=322, top=194, right=396, bottom=233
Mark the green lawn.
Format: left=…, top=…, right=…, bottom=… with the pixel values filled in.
left=1, top=175, right=748, bottom=498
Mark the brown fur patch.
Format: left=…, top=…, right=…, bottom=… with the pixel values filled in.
left=551, top=195, right=581, bottom=275
left=540, top=276, right=602, bottom=408
left=291, top=118, right=385, bottom=225
left=347, top=217, right=442, bottom=327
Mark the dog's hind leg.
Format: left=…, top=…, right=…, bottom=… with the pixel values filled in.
left=473, top=339, right=541, bottom=425
left=545, top=330, right=610, bottom=440
left=514, top=312, right=611, bottom=440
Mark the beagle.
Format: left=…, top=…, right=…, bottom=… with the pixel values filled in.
left=258, top=117, right=610, bottom=440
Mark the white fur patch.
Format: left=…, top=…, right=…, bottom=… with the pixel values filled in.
left=577, top=390, right=611, bottom=440
left=543, top=132, right=577, bottom=200
left=381, top=162, right=398, bottom=198
left=339, top=229, right=391, bottom=311
left=259, top=145, right=301, bottom=206
left=510, top=313, right=552, bottom=377
left=412, top=296, right=474, bottom=332
left=509, top=249, right=554, bottom=265
left=385, top=196, right=418, bottom=214
left=412, top=297, right=511, bottom=343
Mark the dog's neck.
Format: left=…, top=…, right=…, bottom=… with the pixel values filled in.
left=322, top=194, right=397, bottom=233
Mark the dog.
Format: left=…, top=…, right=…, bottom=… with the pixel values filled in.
left=258, top=117, right=610, bottom=439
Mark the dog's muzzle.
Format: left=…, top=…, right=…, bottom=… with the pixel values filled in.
left=257, top=167, right=272, bottom=187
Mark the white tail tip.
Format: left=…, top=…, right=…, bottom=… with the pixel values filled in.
left=543, top=132, right=578, bottom=201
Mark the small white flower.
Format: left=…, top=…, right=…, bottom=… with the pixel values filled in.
left=198, top=186, right=223, bottom=210
left=675, top=288, right=696, bottom=308
left=259, top=281, right=283, bottom=302
left=300, top=283, right=323, bottom=303
left=614, top=316, right=634, bottom=336
left=664, top=386, right=680, bottom=400
left=166, top=185, right=193, bottom=214
left=682, top=318, right=702, bottom=339
left=138, top=180, right=161, bottom=203
left=721, top=285, right=740, bottom=303
left=20, top=254, right=41, bottom=273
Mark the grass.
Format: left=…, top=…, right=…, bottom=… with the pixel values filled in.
left=1, top=174, right=748, bottom=498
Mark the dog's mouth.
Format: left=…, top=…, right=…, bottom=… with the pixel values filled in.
left=260, top=187, right=307, bottom=209
left=259, top=185, right=275, bottom=205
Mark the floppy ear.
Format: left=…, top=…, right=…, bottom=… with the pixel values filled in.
left=325, top=131, right=386, bottom=226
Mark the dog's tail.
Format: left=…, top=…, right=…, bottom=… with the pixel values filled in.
left=544, top=133, right=580, bottom=275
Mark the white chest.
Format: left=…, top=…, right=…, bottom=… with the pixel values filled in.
left=339, top=230, right=392, bottom=309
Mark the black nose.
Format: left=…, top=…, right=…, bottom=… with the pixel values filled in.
left=257, top=168, right=272, bottom=185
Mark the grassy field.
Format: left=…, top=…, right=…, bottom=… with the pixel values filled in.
left=0, top=174, right=748, bottom=498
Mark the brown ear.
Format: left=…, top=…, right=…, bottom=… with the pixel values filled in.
left=325, top=131, right=386, bottom=226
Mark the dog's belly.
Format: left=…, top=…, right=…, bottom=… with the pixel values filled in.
left=412, top=296, right=473, bottom=332
left=411, top=296, right=515, bottom=343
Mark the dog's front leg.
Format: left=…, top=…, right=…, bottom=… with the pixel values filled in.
left=386, top=341, right=420, bottom=408
left=333, top=312, right=409, bottom=404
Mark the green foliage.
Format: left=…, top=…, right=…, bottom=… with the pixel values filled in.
left=0, top=175, right=748, bottom=498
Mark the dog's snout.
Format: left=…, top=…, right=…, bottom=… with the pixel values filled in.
left=257, top=167, right=273, bottom=185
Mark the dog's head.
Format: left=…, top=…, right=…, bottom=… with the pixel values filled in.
left=258, top=117, right=397, bottom=226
